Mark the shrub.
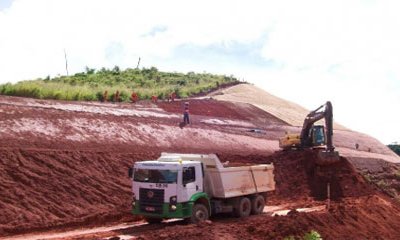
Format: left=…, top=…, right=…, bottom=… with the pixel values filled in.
left=303, top=230, right=322, bottom=240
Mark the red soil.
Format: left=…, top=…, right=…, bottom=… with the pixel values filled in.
left=138, top=195, right=400, bottom=240
left=158, top=99, right=287, bottom=125
left=0, top=148, right=153, bottom=235
left=137, top=151, right=399, bottom=240
left=0, top=95, right=399, bottom=239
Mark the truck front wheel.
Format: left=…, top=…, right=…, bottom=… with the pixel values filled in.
left=190, top=203, right=209, bottom=223
left=251, top=195, right=265, bottom=215
left=234, top=197, right=251, bottom=218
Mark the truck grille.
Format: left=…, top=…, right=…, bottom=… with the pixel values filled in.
left=139, top=188, right=164, bottom=214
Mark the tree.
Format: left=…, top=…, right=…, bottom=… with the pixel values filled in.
left=112, top=65, right=120, bottom=75
left=85, top=66, right=96, bottom=74
left=388, top=143, right=400, bottom=156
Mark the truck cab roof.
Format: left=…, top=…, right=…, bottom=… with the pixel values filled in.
left=134, top=153, right=225, bottom=170
left=158, top=153, right=224, bottom=168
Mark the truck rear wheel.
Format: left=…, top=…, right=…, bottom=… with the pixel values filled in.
left=234, top=197, right=251, bottom=218
left=145, top=217, right=162, bottom=224
left=251, top=195, right=265, bottom=215
left=190, top=203, right=209, bottom=223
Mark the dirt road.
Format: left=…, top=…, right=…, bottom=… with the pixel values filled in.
left=4, top=204, right=326, bottom=240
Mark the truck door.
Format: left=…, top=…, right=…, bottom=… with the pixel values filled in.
left=182, top=164, right=203, bottom=201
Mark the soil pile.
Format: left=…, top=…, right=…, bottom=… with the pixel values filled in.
left=269, top=150, right=373, bottom=200
left=219, top=150, right=373, bottom=201
left=0, top=148, right=160, bottom=235
left=138, top=195, right=400, bottom=240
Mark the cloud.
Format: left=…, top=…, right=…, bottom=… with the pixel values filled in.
left=0, top=0, right=399, bottom=143
left=0, top=0, right=274, bottom=82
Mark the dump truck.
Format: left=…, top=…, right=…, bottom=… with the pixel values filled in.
left=128, top=153, right=275, bottom=223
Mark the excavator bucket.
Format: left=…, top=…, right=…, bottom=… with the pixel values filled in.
left=315, top=150, right=340, bottom=165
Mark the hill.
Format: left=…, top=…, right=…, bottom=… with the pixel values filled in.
left=0, top=83, right=399, bottom=239
left=0, top=67, right=239, bottom=101
left=212, top=84, right=398, bottom=163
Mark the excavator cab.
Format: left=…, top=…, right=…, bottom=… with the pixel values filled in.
left=301, top=125, right=326, bottom=148
left=311, top=125, right=326, bottom=147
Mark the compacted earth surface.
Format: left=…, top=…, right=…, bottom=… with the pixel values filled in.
left=1, top=84, right=399, bottom=239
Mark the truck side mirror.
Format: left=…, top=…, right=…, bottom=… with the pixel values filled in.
left=128, top=167, right=133, bottom=178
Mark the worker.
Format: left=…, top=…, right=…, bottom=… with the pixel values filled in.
left=151, top=95, right=158, bottom=103
left=355, top=143, right=359, bottom=150
left=183, top=101, right=190, bottom=124
left=103, top=90, right=108, bottom=102
left=131, top=92, right=138, bottom=103
left=169, top=92, right=176, bottom=102
left=114, top=90, right=120, bottom=102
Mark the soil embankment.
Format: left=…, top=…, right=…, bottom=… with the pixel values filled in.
left=138, top=151, right=400, bottom=240
left=1, top=86, right=399, bottom=239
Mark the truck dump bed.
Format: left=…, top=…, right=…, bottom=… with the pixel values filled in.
left=159, top=153, right=275, bottom=199
left=205, top=164, right=275, bottom=198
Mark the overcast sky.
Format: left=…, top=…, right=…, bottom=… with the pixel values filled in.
left=0, top=0, right=399, bottom=144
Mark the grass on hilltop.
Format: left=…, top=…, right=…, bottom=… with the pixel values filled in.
left=0, top=66, right=240, bottom=102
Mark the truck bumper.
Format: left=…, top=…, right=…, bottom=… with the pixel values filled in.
left=132, top=201, right=193, bottom=219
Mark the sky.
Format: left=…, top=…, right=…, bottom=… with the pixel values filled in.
left=0, top=0, right=399, bottom=144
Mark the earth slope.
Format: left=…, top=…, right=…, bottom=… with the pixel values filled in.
left=0, top=83, right=399, bottom=239
left=212, top=84, right=399, bottom=163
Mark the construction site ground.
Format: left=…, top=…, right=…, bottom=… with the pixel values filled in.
left=1, top=84, right=399, bottom=239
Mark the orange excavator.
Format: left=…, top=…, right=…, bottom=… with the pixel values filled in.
left=279, top=101, right=340, bottom=165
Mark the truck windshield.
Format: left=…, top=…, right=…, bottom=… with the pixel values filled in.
left=133, top=169, right=178, bottom=184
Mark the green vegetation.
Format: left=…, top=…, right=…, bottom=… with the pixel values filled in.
left=388, top=143, right=400, bottom=156
left=0, top=66, right=239, bottom=101
left=361, top=168, right=400, bottom=203
left=284, top=230, right=322, bottom=240
left=303, top=230, right=322, bottom=240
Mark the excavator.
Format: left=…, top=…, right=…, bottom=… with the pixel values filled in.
left=279, top=101, right=340, bottom=165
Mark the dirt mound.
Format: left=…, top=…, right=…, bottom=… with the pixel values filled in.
left=218, top=150, right=373, bottom=201
left=0, top=148, right=160, bottom=235
left=138, top=196, right=400, bottom=240
left=270, top=150, right=373, bottom=200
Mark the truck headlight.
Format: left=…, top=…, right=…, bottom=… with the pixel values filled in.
left=169, top=196, right=177, bottom=212
left=170, top=196, right=177, bottom=203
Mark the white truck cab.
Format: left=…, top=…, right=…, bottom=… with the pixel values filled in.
left=129, top=153, right=275, bottom=223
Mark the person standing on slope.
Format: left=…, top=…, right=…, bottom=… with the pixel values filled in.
left=183, top=102, right=190, bottom=125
